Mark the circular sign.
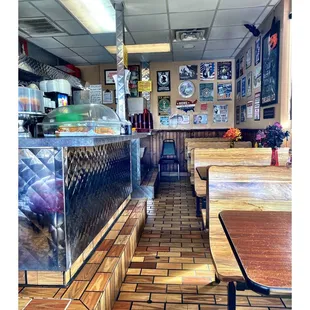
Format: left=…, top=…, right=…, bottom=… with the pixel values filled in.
left=178, top=81, right=195, bottom=98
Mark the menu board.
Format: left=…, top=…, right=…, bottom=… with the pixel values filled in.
left=261, top=20, right=280, bottom=106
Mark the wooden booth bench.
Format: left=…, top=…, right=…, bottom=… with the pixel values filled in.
left=194, top=147, right=289, bottom=224
left=207, top=165, right=292, bottom=284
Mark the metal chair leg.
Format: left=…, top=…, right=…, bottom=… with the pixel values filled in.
left=196, top=197, right=201, bottom=217
left=158, top=164, right=160, bottom=181
left=177, top=164, right=180, bottom=180
left=227, top=281, right=236, bottom=310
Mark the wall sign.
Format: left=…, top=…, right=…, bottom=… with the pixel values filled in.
left=176, top=99, right=197, bottom=112
left=247, top=71, right=252, bottom=97
left=160, top=116, right=169, bottom=126
left=213, top=104, right=228, bottom=123
left=200, top=62, right=215, bottom=80
left=89, top=84, right=102, bottom=104
left=263, top=107, right=275, bottom=119
left=194, top=114, right=208, bottom=125
left=138, top=80, right=152, bottom=92
left=246, top=101, right=253, bottom=119
left=178, top=81, right=195, bottom=98
left=246, top=47, right=252, bottom=68
left=236, top=59, right=240, bottom=80
left=254, top=66, right=261, bottom=89
left=254, top=92, right=261, bottom=121
left=241, top=104, right=246, bottom=122
left=242, top=77, right=246, bottom=97
left=158, top=96, right=171, bottom=116
left=237, top=80, right=241, bottom=100
left=199, top=83, right=214, bottom=102
left=255, top=36, right=261, bottom=66
left=239, top=56, right=245, bottom=77
left=201, top=103, right=208, bottom=111
left=217, top=62, right=232, bottom=80
left=102, top=89, right=113, bottom=104
left=217, top=82, right=232, bottom=100
left=179, top=65, right=197, bottom=80
left=261, top=19, right=280, bottom=106
left=157, top=71, right=171, bottom=92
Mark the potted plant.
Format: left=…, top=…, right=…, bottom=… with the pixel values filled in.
left=223, top=128, right=242, bottom=148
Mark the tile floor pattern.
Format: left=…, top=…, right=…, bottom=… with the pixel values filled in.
left=18, top=178, right=292, bottom=310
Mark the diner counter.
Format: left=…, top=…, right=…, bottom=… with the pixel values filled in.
left=18, top=133, right=149, bottom=148
left=18, top=134, right=148, bottom=285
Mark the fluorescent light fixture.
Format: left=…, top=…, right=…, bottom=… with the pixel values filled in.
left=105, top=43, right=171, bottom=54
left=59, top=0, right=116, bottom=33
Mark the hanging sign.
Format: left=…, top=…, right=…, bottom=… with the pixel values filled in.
left=138, top=80, right=152, bottom=92
left=176, top=99, right=197, bottom=113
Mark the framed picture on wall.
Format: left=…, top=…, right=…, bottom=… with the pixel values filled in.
left=242, top=77, right=246, bottom=97
left=239, top=56, right=245, bottom=77
left=157, top=71, right=171, bottom=92
left=217, top=82, right=232, bottom=100
left=104, top=69, right=117, bottom=85
left=261, top=19, right=280, bottom=106
left=246, top=47, right=252, bottom=68
left=179, top=65, right=198, bottom=80
left=236, top=59, right=240, bottom=80
left=247, top=71, right=252, bottom=97
left=128, top=65, right=140, bottom=97
left=217, top=61, right=232, bottom=80
left=200, top=62, right=215, bottom=80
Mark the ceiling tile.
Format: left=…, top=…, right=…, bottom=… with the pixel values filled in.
left=209, top=26, right=249, bottom=40
left=173, top=41, right=206, bottom=52
left=203, top=49, right=235, bottom=59
left=28, top=37, right=65, bottom=48
left=70, top=46, right=110, bottom=56
left=55, top=35, right=99, bottom=48
left=125, top=14, right=169, bottom=32
left=173, top=51, right=203, bottom=61
left=19, top=2, right=44, bottom=18
left=92, top=33, right=135, bottom=45
left=142, top=53, right=173, bottom=62
left=170, top=11, right=215, bottom=29
left=61, top=56, right=89, bottom=65
left=213, top=7, right=265, bottom=26
left=82, top=55, right=115, bottom=64
left=124, top=0, right=167, bottom=15
left=206, top=39, right=242, bottom=50
left=131, top=30, right=170, bottom=44
left=219, top=0, right=269, bottom=9
left=45, top=48, right=78, bottom=57
left=55, top=20, right=87, bottom=35
left=255, top=6, right=273, bottom=25
left=168, top=0, right=218, bottom=13
left=30, top=0, right=72, bottom=21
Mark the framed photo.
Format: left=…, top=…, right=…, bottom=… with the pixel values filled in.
left=217, top=83, right=232, bottom=100
left=199, top=83, right=214, bottom=102
left=237, top=80, right=241, bottom=101
left=236, top=59, right=240, bottom=80
left=247, top=101, right=253, bottom=119
left=239, top=56, right=245, bottom=77
left=179, top=65, right=197, bottom=80
left=261, top=20, right=280, bottom=106
left=194, top=114, right=208, bottom=125
left=241, top=77, right=246, bottom=97
left=253, top=66, right=261, bottom=89
left=255, top=36, right=261, bottom=66
left=217, top=61, right=232, bottom=80
left=104, top=69, right=117, bottom=85
left=213, top=104, right=228, bottom=123
left=246, top=47, right=252, bottom=68
left=254, top=92, right=261, bottom=121
left=157, top=71, right=171, bottom=92
left=200, top=62, right=215, bottom=80
left=241, top=104, right=246, bottom=122
left=158, top=96, right=171, bottom=116
left=247, top=71, right=252, bottom=97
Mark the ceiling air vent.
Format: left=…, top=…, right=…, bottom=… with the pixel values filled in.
left=19, top=17, right=67, bottom=37
left=174, top=28, right=207, bottom=42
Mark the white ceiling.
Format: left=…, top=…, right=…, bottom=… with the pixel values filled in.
left=18, top=0, right=281, bottom=65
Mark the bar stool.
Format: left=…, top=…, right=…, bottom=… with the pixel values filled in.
left=158, top=139, right=180, bottom=180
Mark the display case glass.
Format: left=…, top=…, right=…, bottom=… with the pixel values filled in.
left=42, top=104, right=122, bottom=136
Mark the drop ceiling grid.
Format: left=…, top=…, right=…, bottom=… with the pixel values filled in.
left=19, top=0, right=280, bottom=64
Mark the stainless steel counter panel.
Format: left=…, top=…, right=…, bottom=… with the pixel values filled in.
left=19, top=140, right=132, bottom=272
left=18, top=133, right=149, bottom=148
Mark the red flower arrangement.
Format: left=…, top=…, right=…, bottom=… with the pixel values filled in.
left=223, top=128, right=242, bottom=142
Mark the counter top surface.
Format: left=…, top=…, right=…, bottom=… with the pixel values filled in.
left=19, top=133, right=149, bottom=148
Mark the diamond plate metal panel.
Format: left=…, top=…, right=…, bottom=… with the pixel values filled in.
left=141, top=62, right=151, bottom=110
left=18, top=54, right=84, bottom=89
left=18, top=148, right=66, bottom=271
left=65, top=141, right=131, bottom=265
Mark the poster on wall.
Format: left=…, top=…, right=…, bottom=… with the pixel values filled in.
left=102, top=89, right=113, bottom=104
left=179, top=65, right=198, bottom=80
left=157, top=71, right=171, bottom=92
left=160, top=116, right=169, bottom=126
left=199, top=83, right=214, bottom=101
left=246, top=101, right=253, bottom=118
left=241, top=104, right=246, bottom=122
left=176, top=99, right=197, bottom=113
left=255, top=36, right=261, bottom=66
left=253, top=66, right=261, bottom=89
left=217, top=61, right=232, bottom=80
left=158, top=96, right=171, bottom=115
left=236, top=59, right=240, bottom=80
left=213, top=104, right=228, bottom=123
left=242, top=77, right=246, bottom=97
left=128, top=65, right=140, bottom=97
left=194, top=114, right=208, bottom=125
left=247, top=71, right=252, bottom=97
left=89, top=84, right=102, bottom=104
left=177, top=114, right=190, bottom=125
left=254, top=92, right=261, bottom=121
left=240, top=56, right=245, bottom=77
left=200, top=62, right=215, bottom=80
left=237, top=80, right=241, bottom=101
left=201, top=103, right=208, bottom=111
left=217, top=83, right=232, bottom=100
left=236, top=106, right=240, bottom=124
left=246, top=47, right=252, bottom=69
left=261, top=19, right=280, bottom=106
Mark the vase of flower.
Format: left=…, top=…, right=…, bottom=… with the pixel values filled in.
left=230, top=141, right=235, bottom=148
left=271, top=148, right=279, bottom=166
left=223, top=128, right=242, bottom=148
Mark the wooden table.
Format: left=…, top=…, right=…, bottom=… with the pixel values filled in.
left=219, top=210, right=292, bottom=310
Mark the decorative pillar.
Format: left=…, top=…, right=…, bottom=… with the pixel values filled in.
left=114, top=0, right=126, bottom=120
left=141, top=62, right=151, bottom=110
